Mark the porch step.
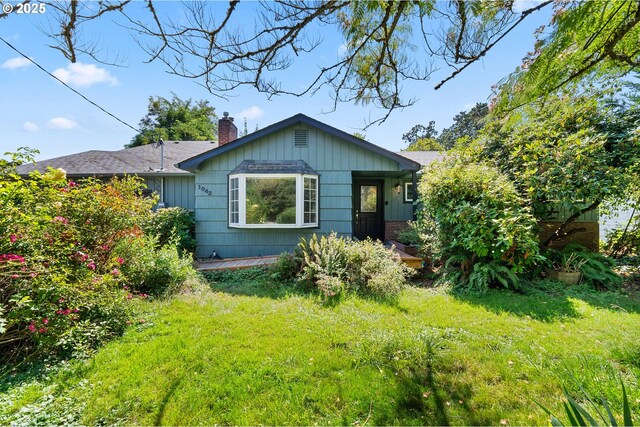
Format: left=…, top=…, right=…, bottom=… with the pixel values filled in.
left=394, top=249, right=423, bottom=269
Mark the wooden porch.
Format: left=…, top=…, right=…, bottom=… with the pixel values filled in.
left=195, top=248, right=422, bottom=272
left=197, top=255, right=279, bottom=271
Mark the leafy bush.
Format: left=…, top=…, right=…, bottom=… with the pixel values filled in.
left=275, top=207, right=297, bottom=224
left=0, top=166, right=154, bottom=361
left=418, top=159, right=542, bottom=293
left=412, top=214, right=442, bottom=269
left=270, top=251, right=304, bottom=283
left=295, top=233, right=412, bottom=300
left=113, top=235, right=196, bottom=296
left=143, top=207, right=196, bottom=254
left=395, top=225, right=420, bottom=245
left=298, top=233, right=348, bottom=292
left=344, top=239, right=409, bottom=297
left=0, top=149, right=194, bottom=362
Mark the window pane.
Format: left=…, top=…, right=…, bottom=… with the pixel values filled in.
left=360, top=185, right=377, bottom=212
left=229, top=177, right=239, bottom=224
left=303, top=177, right=318, bottom=225
left=246, top=177, right=297, bottom=224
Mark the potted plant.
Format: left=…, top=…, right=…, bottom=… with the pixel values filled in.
left=390, top=227, right=421, bottom=257
left=547, top=252, right=586, bottom=285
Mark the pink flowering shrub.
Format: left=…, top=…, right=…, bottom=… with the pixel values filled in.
left=0, top=149, right=163, bottom=361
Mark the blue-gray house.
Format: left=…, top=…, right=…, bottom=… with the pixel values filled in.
left=178, top=113, right=422, bottom=259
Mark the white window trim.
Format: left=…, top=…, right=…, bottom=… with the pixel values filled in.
left=229, top=173, right=318, bottom=228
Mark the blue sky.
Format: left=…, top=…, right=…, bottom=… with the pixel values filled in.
left=0, top=1, right=551, bottom=161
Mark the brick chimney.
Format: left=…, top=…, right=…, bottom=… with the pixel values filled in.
left=218, top=112, right=238, bottom=146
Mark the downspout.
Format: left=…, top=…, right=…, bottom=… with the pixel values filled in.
left=412, top=171, right=418, bottom=221
left=158, top=177, right=165, bottom=209
left=157, top=139, right=166, bottom=209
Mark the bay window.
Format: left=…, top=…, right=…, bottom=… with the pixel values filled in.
left=229, top=173, right=318, bottom=228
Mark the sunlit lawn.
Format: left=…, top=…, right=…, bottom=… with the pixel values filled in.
left=2, top=270, right=639, bottom=425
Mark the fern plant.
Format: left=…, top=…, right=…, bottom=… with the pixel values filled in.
left=444, top=255, right=519, bottom=293
left=553, top=244, right=622, bottom=289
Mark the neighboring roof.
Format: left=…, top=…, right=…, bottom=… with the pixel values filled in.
left=178, top=113, right=421, bottom=172
left=17, top=141, right=218, bottom=177
left=394, top=151, right=444, bottom=168
left=230, top=160, right=318, bottom=175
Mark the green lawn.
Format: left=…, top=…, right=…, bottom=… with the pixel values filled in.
left=2, top=271, right=639, bottom=425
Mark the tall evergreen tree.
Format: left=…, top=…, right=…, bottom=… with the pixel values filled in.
left=128, top=94, right=217, bottom=148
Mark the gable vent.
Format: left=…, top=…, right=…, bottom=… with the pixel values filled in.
left=294, top=129, right=308, bottom=147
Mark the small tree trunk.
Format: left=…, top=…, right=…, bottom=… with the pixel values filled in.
left=608, top=207, right=636, bottom=258
left=542, top=201, right=600, bottom=248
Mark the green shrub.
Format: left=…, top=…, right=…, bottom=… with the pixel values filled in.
left=275, top=207, right=297, bottom=224
left=412, top=214, right=442, bottom=268
left=295, top=233, right=412, bottom=301
left=547, top=244, right=622, bottom=289
left=418, top=159, right=542, bottom=293
left=395, top=226, right=420, bottom=245
left=113, top=235, right=196, bottom=296
left=298, top=233, right=348, bottom=294
left=0, top=151, right=176, bottom=362
left=143, top=207, right=196, bottom=254
left=344, top=239, right=409, bottom=298
left=270, top=251, right=304, bottom=283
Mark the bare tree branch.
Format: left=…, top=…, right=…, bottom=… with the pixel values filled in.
left=435, top=1, right=553, bottom=90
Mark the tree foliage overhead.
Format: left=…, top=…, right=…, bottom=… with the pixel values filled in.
left=492, top=1, right=640, bottom=112
left=476, top=85, right=640, bottom=247
left=3, top=0, right=555, bottom=124
left=402, top=122, right=438, bottom=146
left=405, top=138, right=444, bottom=152
left=128, top=94, right=217, bottom=148
left=438, top=102, right=488, bottom=149
left=4, top=1, right=639, bottom=123
left=402, top=121, right=443, bottom=151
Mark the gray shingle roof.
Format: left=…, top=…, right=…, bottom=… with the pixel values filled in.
left=17, top=141, right=218, bottom=177
left=394, top=151, right=443, bottom=168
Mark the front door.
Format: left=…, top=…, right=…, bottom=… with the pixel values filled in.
left=353, top=180, right=384, bottom=241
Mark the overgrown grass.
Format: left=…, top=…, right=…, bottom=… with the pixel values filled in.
left=1, top=271, right=639, bottom=425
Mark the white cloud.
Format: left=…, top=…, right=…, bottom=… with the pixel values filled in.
left=462, top=102, right=475, bottom=111
left=511, top=0, right=541, bottom=13
left=52, top=62, right=118, bottom=87
left=337, top=44, right=347, bottom=56
left=235, top=106, right=264, bottom=121
left=22, top=121, right=39, bottom=132
left=1, top=57, right=32, bottom=70
left=47, top=117, right=77, bottom=130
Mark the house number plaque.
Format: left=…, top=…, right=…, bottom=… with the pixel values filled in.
left=198, top=185, right=213, bottom=196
